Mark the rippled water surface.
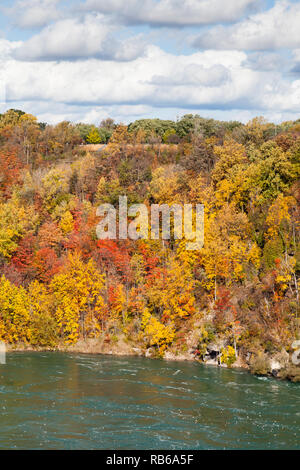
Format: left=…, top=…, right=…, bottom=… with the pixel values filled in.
left=0, top=352, right=299, bottom=449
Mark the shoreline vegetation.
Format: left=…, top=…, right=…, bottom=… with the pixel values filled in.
left=6, top=338, right=300, bottom=383
left=0, top=111, right=299, bottom=384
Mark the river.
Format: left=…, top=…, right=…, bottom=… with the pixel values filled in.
left=0, top=352, right=299, bottom=449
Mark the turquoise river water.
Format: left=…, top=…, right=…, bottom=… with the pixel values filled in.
left=0, top=352, right=299, bottom=449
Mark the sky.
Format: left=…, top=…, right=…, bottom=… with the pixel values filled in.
left=0, top=0, right=300, bottom=125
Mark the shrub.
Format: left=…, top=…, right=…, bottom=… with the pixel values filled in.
left=278, top=365, right=300, bottom=383
left=196, top=325, right=216, bottom=359
left=250, top=353, right=271, bottom=376
left=220, top=345, right=236, bottom=367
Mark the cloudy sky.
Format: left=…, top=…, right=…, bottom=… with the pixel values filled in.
left=0, top=0, right=300, bottom=124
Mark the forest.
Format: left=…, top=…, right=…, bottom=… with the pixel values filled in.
left=0, top=109, right=299, bottom=381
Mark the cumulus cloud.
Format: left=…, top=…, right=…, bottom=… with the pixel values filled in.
left=150, top=64, right=230, bottom=87
left=243, top=52, right=290, bottom=72
left=80, top=0, right=260, bottom=27
left=5, top=0, right=61, bottom=29
left=3, top=46, right=244, bottom=107
left=13, top=15, right=146, bottom=61
left=0, top=39, right=22, bottom=59
left=3, top=42, right=300, bottom=118
left=193, top=1, right=300, bottom=51
left=2, top=0, right=300, bottom=126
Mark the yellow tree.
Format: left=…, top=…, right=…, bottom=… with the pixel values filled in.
left=265, top=194, right=294, bottom=244
left=0, top=276, right=30, bottom=343
left=149, top=166, right=180, bottom=203
left=0, top=194, right=39, bottom=258
left=212, top=139, right=247, bottom=185
left=140, top=308, right=175, bottom=354
left=86, top=127, right=102, bottom=144
left=27, top=281, right=58, bottom=347
left=50, top=252, right=105, bottom=343
left=41, top=167, right=71, bottom=213
left=147, top=258, right=196, bottom=324
left=200, top=204, right=260, bottom=296
left=59, top=210, right=74, bottom=235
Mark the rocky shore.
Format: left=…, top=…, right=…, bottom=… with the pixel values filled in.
left=6, top=335, right=300, bottom=383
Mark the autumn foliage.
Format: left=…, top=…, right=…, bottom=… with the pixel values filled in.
left=0, top=110, right=299, bottom=366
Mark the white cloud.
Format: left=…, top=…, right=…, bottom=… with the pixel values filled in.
left=13, top=15, right=146, bottom=61
left=0, top=39, right=22, bottom=59
left=3, top=46, right=246, bottom=106
left=243, top=52, right=290, bottom=72
left=5, top=0, right=61, bottom=29
left=193, top=1, right=300, bottom=51
left=150, top=64, right=230, bottom=87
left=80, top=0, right=260, bottom=27
left=2, top=41, right=300, bottom=120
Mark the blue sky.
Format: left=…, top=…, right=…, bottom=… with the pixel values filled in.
left=1, top=0, right=300, bottom=124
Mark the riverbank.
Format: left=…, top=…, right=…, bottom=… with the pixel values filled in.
left=6, top=336, right=300, bottom=383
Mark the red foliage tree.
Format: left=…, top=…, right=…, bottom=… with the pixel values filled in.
left=33, top=247, right=62, bottom=283
left=11, top=234, right=36, bottom=281
left=0, top=148, right=23, bottom=198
